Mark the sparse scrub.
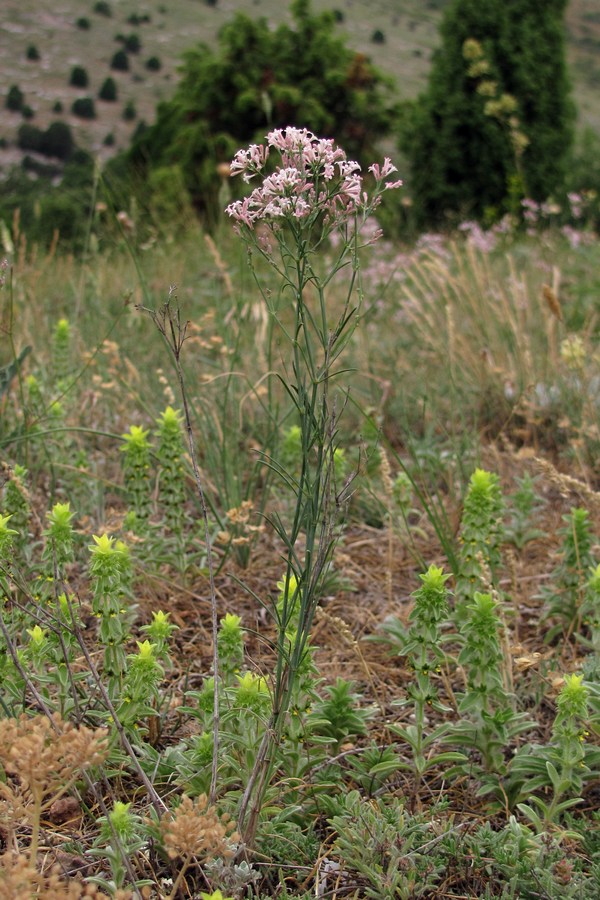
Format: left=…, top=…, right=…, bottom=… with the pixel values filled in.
left=123, top=33, right=141, bottom=54
left=17, top=123, right=43, bottom=153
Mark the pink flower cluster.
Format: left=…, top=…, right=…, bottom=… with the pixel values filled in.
left=226, top=127, right=402, bottom=231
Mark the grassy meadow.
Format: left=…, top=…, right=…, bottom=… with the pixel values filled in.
left=1, top=176, right=600, bottom=895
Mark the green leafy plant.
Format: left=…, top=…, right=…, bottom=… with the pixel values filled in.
left=404, top=0, right=574, bottom=225
left=6, top=84, right=24, bottom=111
left=2, top=464, right=30, bottom=550
left=120, top=424, right=152, bottom=529
left=387, top=565, right=466, bottom=803
left=155, top=405, right=187, bottom=566
left=71, top=97, right=96, bottom=119
left=542, top=507, right=596, bottom=644
left=515, top=674, right=598, bottom=832
left=88, top=800, right=153, bottom=895
left=93, top=1, right=112, bottom=17
left=504, top=472, right=546, bottom=550
left=110, top=49, right=129, bottom=71
left=328, top=790, right=446, bottom=898
left=123, top=100, right=137, bottom=121
left=451, top=591, right=534, bottom=791
left=455, top=468, right=504, bottom=619
left=145, top=55, right=161, bottom=71
left=312, top=677, right=371, bottom=751
left=89, top=533, right=134, bottom=696
left=99, top=77, right=118, bottom=102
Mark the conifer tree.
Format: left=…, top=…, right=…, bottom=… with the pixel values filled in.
left=124, top=0, right=395, bottom=223
left=405, top=0, right=574, bottom=226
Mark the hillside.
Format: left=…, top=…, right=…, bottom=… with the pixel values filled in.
left=1, top=0, right=599, bottom=174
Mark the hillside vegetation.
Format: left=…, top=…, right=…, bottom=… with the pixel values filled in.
left=1, top=0, right=600, bottom=171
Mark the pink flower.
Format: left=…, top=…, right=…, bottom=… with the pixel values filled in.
left=368, top=158, right=396, bottom=180
left=225, top=127, right=402, bottom=234
left=226, top=196, right=259, bottom=227
left=230, top=143, right=270, bottom=182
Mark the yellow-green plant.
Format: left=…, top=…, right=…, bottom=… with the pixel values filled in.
left=542, top=507, right=595, bottom=644
left=515, top=674, right=596, bottom=831
left=2, top=463, right=30, bottom=549
left=217, top=612, right=245, bottom=682
left=389, top=565, right=466, bottom=804
left=455, top=468, right=504, bottom=619
left=120, top=424, right=152, bottom=529
left=451, top=592, right=533, bottom=790
left=51, top=316, right=74, bottom=388
left=155, top=405, right=187, bottom=566
left=504, top=473, right=546, bottom=550
left=43, top=500, right=75, bottom=573
left=140, top=609, right=178, bottom=663
left=88, top=800, right=154, bottom=895
left=89, top=533, right=133, bottom=694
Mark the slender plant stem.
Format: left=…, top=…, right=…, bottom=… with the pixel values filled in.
left=138, top=289, right=221, bottom=804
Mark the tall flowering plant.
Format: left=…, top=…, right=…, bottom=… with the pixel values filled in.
left=227, top=127, right=402, bottom=842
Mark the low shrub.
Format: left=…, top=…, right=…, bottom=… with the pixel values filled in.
left=99, top=77, right=118, bottom=102
left=93, top=1, right=112, bottom=16
left=122, top=100, right=136, bottom=121
left=71, top=97, right=96, bottom=119
left=111, top=50, right=129, bottom=71
left=69, top=66, right=89, bottom=88
left=6, top=84, right=24, bottom=111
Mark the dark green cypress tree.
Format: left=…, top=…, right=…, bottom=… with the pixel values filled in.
left=405, top=0, right=574, bottom=227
